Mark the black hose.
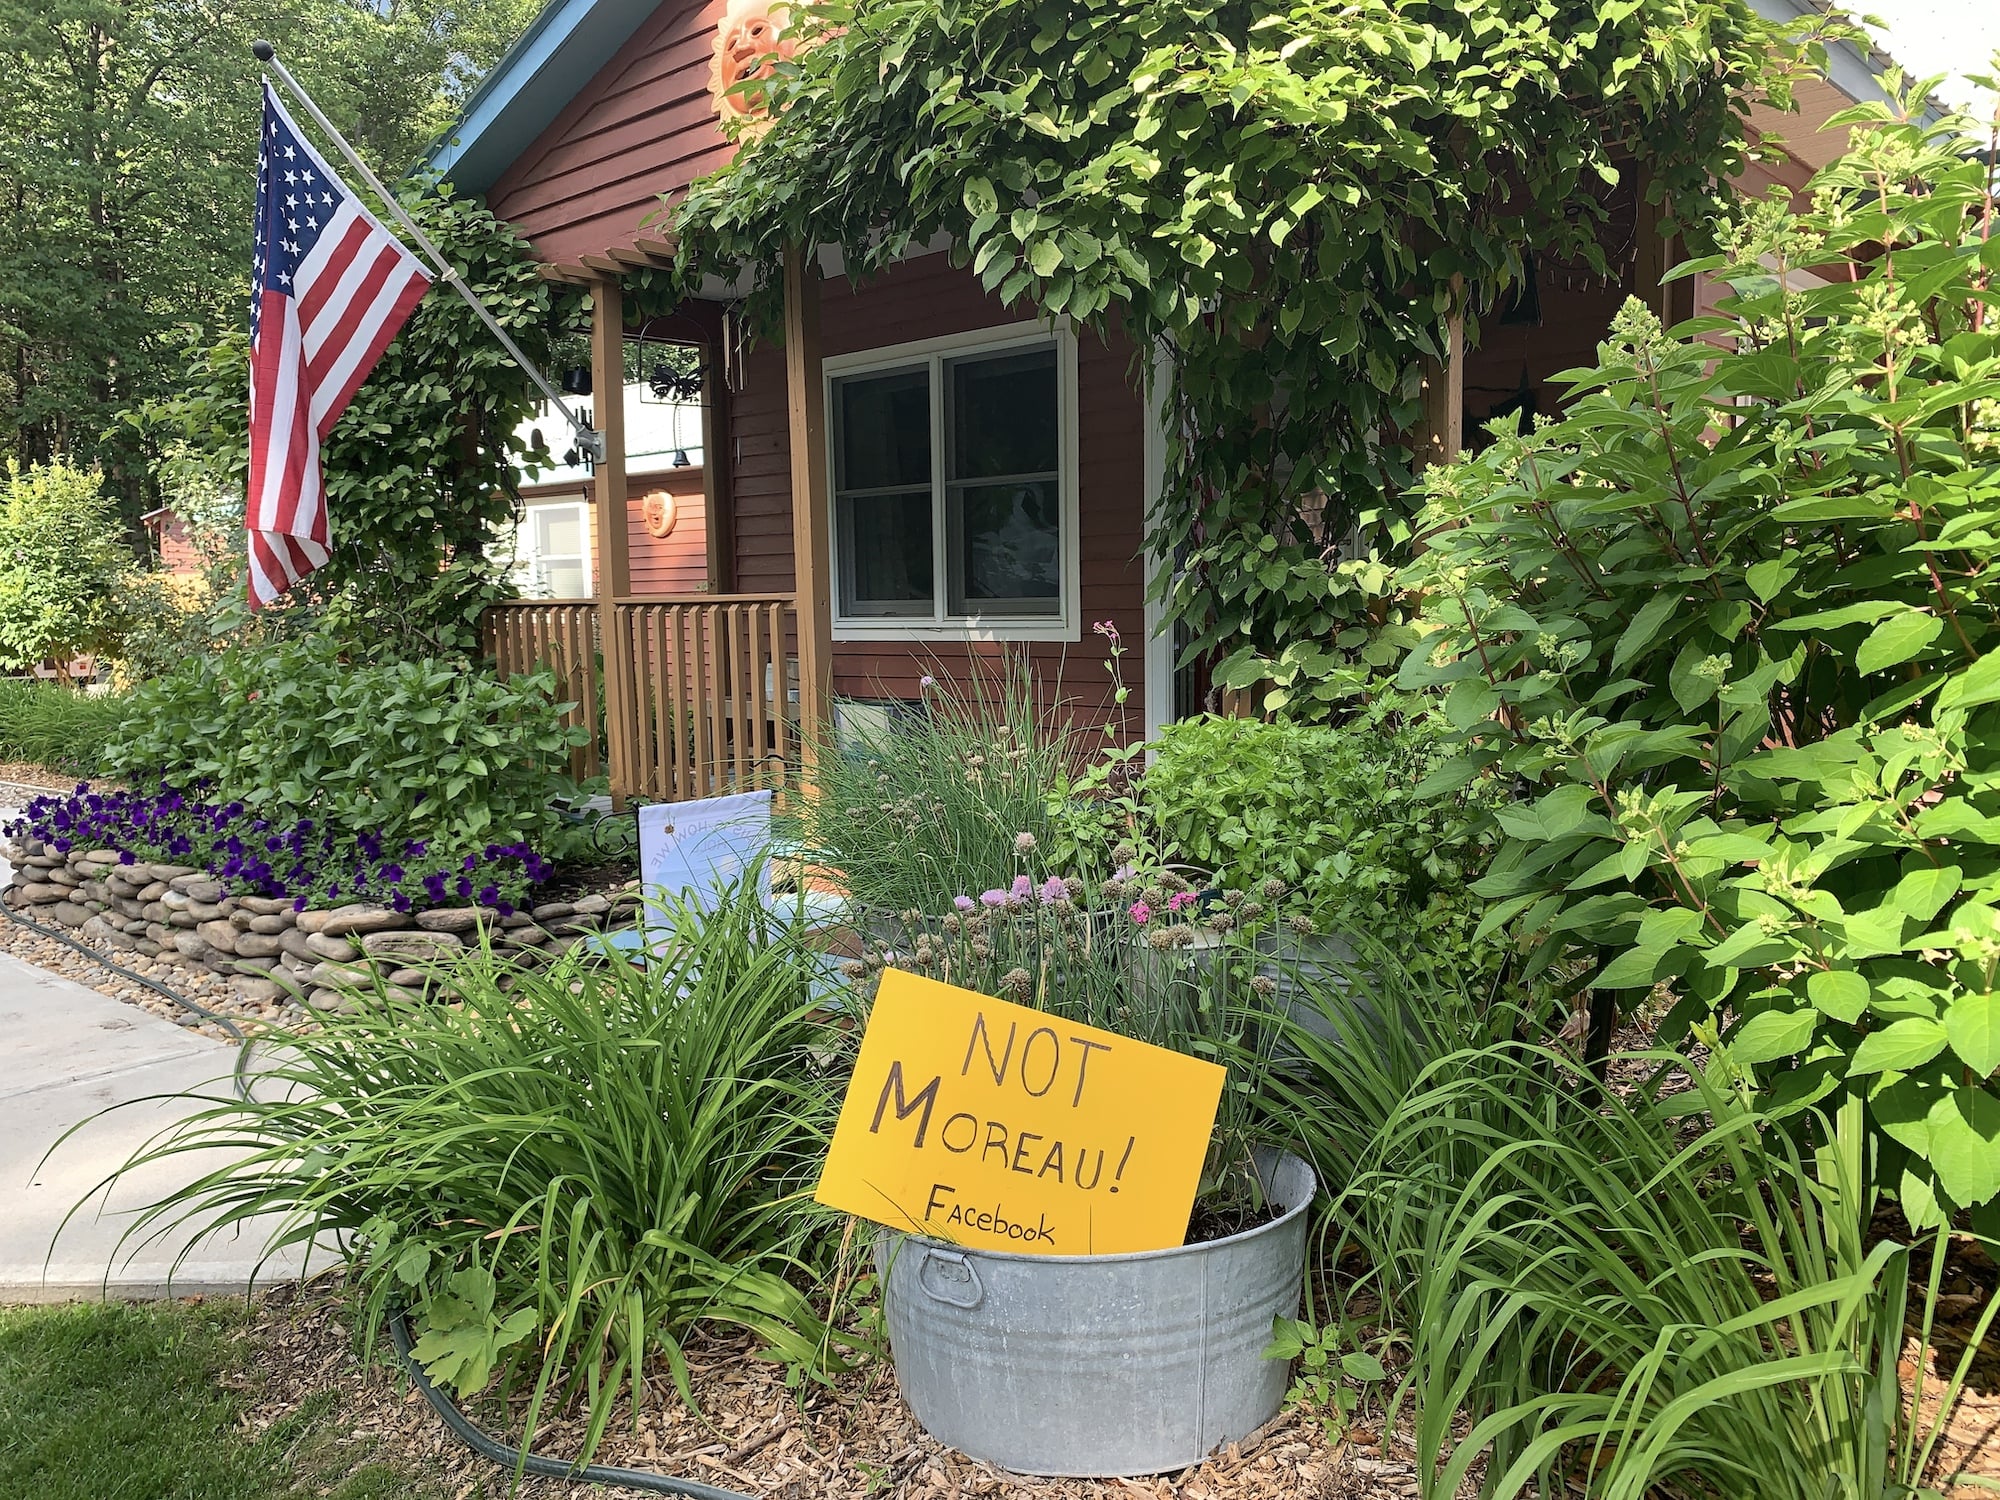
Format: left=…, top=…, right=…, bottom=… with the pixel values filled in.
left=0, top=895, right=264, bottom=1101
left=386, top=1307, right=754, bottom=1500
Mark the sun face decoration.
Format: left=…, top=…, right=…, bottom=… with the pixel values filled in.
left=709, top=0, right=797, bottom=124
left=639, top=490, right=678, bottom=539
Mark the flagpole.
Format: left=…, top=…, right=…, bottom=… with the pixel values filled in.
left=250, top=40, right=605, bottom=467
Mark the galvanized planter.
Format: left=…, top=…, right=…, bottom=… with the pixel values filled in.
left=873, top=1151, right=1316, bottom=1477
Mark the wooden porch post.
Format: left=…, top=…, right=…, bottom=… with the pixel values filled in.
left=1414, top=272, right=1465, bottom=471
left=590, top=274, right=637, bottom=807
left=783, top=244, right=834, bottom=784
left=702, top=327, right=735, bottom=594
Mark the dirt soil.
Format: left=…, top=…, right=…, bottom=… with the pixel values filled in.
left=225, top=1273, right=2000, bottom=1500
left=236, top=1283, right=1420, bottom=1500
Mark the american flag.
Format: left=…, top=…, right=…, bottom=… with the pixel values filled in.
left=247, top=81, right=430, bottom=608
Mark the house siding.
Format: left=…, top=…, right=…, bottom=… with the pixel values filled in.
left=484, top=0, right=734, bottom=264
left=520, top=462, right=710, bottom=595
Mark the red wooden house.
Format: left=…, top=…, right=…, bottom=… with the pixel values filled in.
left=439, top=0, right=1911, bottom=804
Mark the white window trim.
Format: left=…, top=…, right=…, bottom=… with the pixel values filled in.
left=824, top=318, right=1081, bottom=643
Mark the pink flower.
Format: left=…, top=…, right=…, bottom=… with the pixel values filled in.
left=1129, top=900, right=1152, bottom=925
left=1168, top=891, right=1197, bottom=913
left=953, top=894, right=976, bottom=912
left=1011, top=874, right=1034, bottom=901
left=980, top=889, right=1009, bottom=907
left=1039, top=876, right=1067, bottom=904
left=1092, top=619, right=1121, bottom=644
left=920, top=675, right=937, bottom=689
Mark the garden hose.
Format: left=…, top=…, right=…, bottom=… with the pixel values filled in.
left=0, top=896, right=264, bottom=1102
left=386, top=1307, right=755, bottom=1500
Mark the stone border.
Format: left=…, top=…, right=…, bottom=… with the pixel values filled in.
left=1, top=838, right=643, bottom=1014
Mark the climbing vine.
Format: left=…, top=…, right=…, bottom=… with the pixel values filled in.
left=672, top=0, right=1829, bottom=712
left=139, top=186, right=579, bottom=656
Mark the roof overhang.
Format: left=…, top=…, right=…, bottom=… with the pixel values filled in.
left=421, top=0, right=663, bottom=194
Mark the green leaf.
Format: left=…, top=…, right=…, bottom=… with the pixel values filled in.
left=1443, top=677, right=1498, bottom=730
left=1891, top=865, right=1962, bottom=925
left=1940, top=649, right=2000, bottom=711
left=1340, top=1351, right=1387, bottom=1382
left=1855, top=609, right=1942, bottom=675
left=1927, top=1088, right=2000, bottom=1207
left=1848, top=1017, right=1948, bottom=1075
left=1596, top=944, right=1666, bottom=990
left=1610, top=593, right=1679, bottom=670
left=1806, top=970, right=1869, bottom=1025
left=1731, top=1006, right=1818, bottom=1064
left=1944, top=991, right=2000, bottom=1076
left=1029, top=239, right=1063, bottom=278
left=1745, top=558, right=1798, bottom=603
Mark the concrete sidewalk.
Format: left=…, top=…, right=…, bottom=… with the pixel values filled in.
left=0, top=952, right=318, bottom=1300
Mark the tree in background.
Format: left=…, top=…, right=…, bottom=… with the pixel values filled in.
left=0, top=0, right=539, bottom=529
left=0, top=460, right=130, bottom=670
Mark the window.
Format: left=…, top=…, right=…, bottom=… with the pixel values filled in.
left=513, top=501, right=591, bottom=599
left=827, top=323, right=1077, bottom=639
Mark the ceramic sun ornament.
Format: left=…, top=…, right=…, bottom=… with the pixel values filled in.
left=640, top=490, right=678, bottom=539
left=709, top=0, right=798, bottom=126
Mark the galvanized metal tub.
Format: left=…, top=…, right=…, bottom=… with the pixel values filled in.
left=873, top=1150, right=1315, bottom=1477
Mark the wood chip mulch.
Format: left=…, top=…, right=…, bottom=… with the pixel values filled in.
left=232, top=1281, right=1424, bottom=1500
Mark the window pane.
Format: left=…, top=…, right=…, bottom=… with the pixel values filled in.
left=536, top=507, right=583, bottom=556
left=840, top=490, right=934, bottom=615
left=950, top=479, right=1060, bottom=615
left=835, top=368, right=931, bottom=490
left=948, top=346, right=1057, bottom=480
left=543, top=561, right=588, bottom=599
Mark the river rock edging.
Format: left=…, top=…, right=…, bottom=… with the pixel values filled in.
left=0, top=838, right=641, bottom=1013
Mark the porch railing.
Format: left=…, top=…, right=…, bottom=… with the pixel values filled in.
left=482, top=600, right=602, bottom=781
left=483, top=595, right=797, bottom=803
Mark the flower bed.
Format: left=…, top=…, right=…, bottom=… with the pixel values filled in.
left=2, top=781, right=641, bottom=1011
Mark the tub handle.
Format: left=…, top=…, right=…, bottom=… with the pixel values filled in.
left=916, top=1247, right=984, bottom=1309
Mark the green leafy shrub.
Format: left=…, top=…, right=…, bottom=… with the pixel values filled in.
left=1261, top=966, right=2000, bottom=1500
left=106, top=883, right=852, bottom=1464
left=101, top=637, right=583, bottom=855
left=0, top=461, right=132, bottom=671
left=1400, top=97, right=2000, bottom=1226
left=1141, top=697, right=1503, bottom=982
left=0, top=680, right=125, bottom=776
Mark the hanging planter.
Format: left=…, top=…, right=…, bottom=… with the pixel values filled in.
left=872, top=1149, right=1315, bottom=1477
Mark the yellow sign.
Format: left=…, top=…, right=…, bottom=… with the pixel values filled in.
left=814, top=969, right=1226, bottom=1256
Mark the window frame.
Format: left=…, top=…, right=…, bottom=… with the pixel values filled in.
left=824, top=319, right=1080, bottom=642
left=515, top=497, right=593, bottom=600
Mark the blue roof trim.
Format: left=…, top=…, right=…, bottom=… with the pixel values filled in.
left=423, top=0, right=662, bottom=195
